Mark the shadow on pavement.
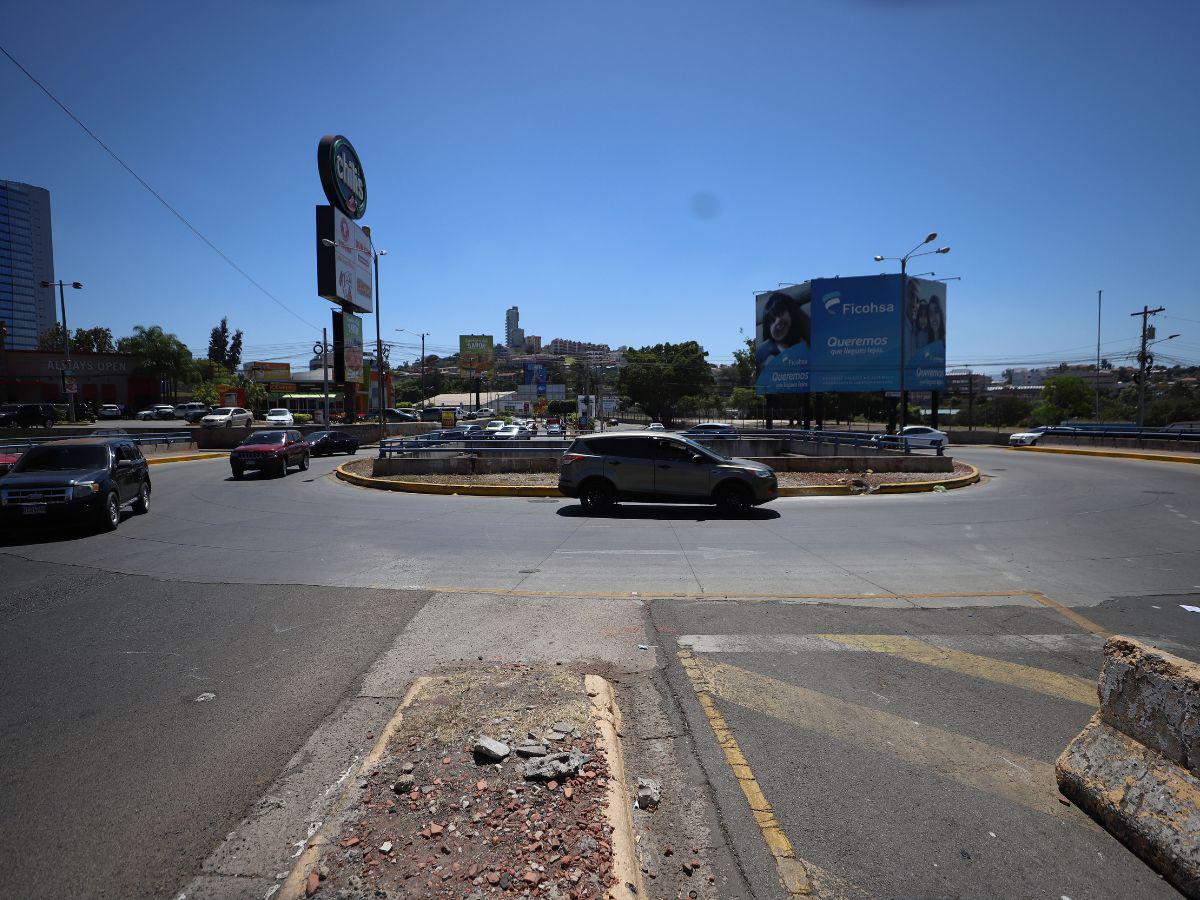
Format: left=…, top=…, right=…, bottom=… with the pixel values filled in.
left=556, top=503, right=780, bottom=521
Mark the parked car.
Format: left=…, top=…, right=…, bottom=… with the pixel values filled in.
left=200, top=407, right=253, bottom=428
left=0, top=437, right=151, bottom=533
left=1009, top=426, right=1052, bottom=446
left=264, top=408, right=295, bottom=426
left=5, top=403, right=58, bottom=429
left=91, top=428, right=130, bottom=437
left=136, top=404, right=176, bottom=421
left=681, top=423, right=739, bottom=436
left=174, top=402, right=209, bottom=422
left=606, top=418, right=619, bottom=427
left=230, top=430, right=310, bottom=478
left=872, top=426, right=950, bottom=450
left=559, top=432, right=776, bottom=514
left=307, top=430, right=359, bottom=456
left=546, top=423, right=565, bottom=437
left=647, top=422, right=665, bottom=431
left=483, top=419, right=507, bottom=435
left=492, top=425, right=532, bottom=441
left=97, top=404, right=124, bottom=420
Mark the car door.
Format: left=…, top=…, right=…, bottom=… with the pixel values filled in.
left=600, top=437, right=656, bottom=497
left=653, top=438, right=712, bottom=499
left=113, top=443, right=138, bottom=501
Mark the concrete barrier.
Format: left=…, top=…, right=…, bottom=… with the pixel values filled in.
left=1042, top=434, right=1200, bottom=455
left=1056, top=636, right=1200, bottom=897
left=194, top=422, right=435, bottom=450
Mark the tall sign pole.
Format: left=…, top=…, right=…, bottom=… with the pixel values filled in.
left=1132, top=304, right=1165, bottom=428
left=1094, top=289, right=1103, bottom=420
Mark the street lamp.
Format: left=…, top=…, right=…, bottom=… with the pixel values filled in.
left=40, top=279, right=83, bottom=422
left=873, top=234, right=951, bottom=428
left=323, top=236, right=388, bottom=429
left=396, top=327, right=430, bottom=402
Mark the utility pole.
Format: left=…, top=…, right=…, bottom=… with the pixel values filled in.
left=1094, top=290, right=1103, bottom=420
left=1131, top=305, right=1165, bottom=428
left=315, top=332, right=331, bottom=425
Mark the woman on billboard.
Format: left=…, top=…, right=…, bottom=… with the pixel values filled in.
left=922, top=295, right=946, bottom=361
left=755, top=287, right=811, bottom=393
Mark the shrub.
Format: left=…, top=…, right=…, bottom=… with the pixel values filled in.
left=293, top=413, right=312, bottom=424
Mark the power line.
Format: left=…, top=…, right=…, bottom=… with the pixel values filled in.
left=0, top=43, right=318, bottom=331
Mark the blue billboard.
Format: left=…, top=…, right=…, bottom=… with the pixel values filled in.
left=523, top=363, right=548, bottom=397
left=755, top=275, right=946, bottom=394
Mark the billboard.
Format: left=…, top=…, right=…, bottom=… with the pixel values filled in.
left=755, top=275, right=946, bottom=394
left=316, top=205, right=373, bottom=313
left=333, top=310, right=365, bottom=384
left=459, top=334, right=494, bottom=372
left=523, top=362, right=548, bottom=397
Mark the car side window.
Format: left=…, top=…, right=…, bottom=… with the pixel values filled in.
left=656, top=440, right=696, bottom=462
left=610, top=438, right=657, bottom=459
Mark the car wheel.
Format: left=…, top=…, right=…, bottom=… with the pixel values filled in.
left=714, top=482, right=753, bottom=515
left=232, top=466, right=244, bottom=479
left=96, top=491, right=121, bottom=532
left=226, top=420, right=232, bottom=428
left=278, top=458, right=288, bottom=477
left=132, top=481, right=151, bottom=514
left=299, top=453, right=309, bottom=471
left=578, top=478, right=616, bottom=513
left=349, top=448, right=356, bottom=455
left=44, top=418, right=54, bottom=429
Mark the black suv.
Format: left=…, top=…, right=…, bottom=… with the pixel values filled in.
left=0, top=438, right=151, bottom=532
left=0, top=403, right=57, bottom=430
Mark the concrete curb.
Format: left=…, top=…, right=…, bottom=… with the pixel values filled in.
left=147, top=452, right=228, bottom=465
left=585, top=675, right=647, bottom=900
left=1055, top=637, right=1200, bottom=897
left=336, top=461, right=981, bottom=499
left=1012, top=445, right=1200, bottom=465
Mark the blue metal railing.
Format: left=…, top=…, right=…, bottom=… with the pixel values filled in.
left=0, top=431, right=194, bottom=458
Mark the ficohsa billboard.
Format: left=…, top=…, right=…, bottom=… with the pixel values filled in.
left=755, top=275, right=946, bottom=394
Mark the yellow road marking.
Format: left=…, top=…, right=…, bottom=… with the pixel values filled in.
left=679, top=650, right=813, bottom=896
left=421, top=585, right=1036, bottom=603
left=821, top=634, right=1097, bottom=706
left=698, top=658, right=1068, bottom=818
left=1028, top=591, right=1110, bottom=638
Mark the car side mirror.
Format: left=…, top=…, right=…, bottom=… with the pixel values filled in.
left=691, top=454, right=705, bottom=464
left=116, top=459, right=134, bottom=469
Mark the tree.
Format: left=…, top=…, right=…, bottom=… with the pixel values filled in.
left=617, top=341, right=714, bottom=426
left=37, top=324, right=67, bottom=351
left=117, top=325, right=193, bottom=402
left=240, top=378, right=267, bottom=414
left=192, top=381, right=220, bottom=408
left=568, top=359, right=590, bottom=395
left=207, top=317, right=244, bottom=371
left=72, top=326, right=115, bottom=354
left=730, top=387, right=763, bottom=418
left=1030, top=375, right=1093, bottom=425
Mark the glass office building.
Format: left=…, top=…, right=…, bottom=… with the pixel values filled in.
left=0, top=181, right=56, bottom=350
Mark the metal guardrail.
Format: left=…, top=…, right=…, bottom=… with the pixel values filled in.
left=379, top=437, right=572, bottom=459
left=0, top=431, right=193, bottom=457
left=1041, top=427, right=1200, bottom=443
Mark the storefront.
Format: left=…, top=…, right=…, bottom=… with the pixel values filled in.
left=0, top=349, right=153, bottom=408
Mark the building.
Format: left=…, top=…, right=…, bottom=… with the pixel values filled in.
left=505, top=306, right=523, bottom=349
left=0, top=349, right=150, bottom=407
left=546, top=338, right=610, bottom=357
left=525, top=335, right=541, bottom=353
left=1, top=181, right=57, bottom=350
left=1006, top=368, right=1046, bottom=387
left=944, top=372, right=992, bottom=395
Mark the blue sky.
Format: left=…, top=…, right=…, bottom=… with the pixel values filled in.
left=3, top=0, right=1198, bottom=372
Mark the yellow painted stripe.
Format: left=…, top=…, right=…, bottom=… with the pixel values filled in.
left=821, top=634, right=1097, bottom=706
left=679, top=650, right=813, bottom=896
left=1027, top=591, right=1111, bottom=638
left=147, top=452, right=227, bottom=465
left=1011, top=445, right=1200, bottom=465
left=700, top=658, right=1068, bottom=818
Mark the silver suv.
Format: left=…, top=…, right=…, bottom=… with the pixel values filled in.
left=558, top=432, right=777, bottom=513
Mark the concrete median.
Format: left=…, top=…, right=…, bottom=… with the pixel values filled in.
left=1056, top=636, right=1200, bottom=898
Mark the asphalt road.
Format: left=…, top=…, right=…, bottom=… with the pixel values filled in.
left=1, top=446, right=1198, bottom=898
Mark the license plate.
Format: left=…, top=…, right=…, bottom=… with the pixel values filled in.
left=22, top=504, right=48, bottom=515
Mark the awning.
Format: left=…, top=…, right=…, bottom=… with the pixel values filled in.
left=282, top=393, right=344, bottom=400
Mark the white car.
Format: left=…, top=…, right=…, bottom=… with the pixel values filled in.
left=647, top=422, right=665, bottom=431
left=200, top=407, right=253, bottom=428
left=265, top=408, right=295, bottom=426
left=483, top=419, right=507, bottom=435
left=136, top=404, right=175, bottom=421
left=873, top=426, right=949, bottom=449
left=491, top=425, right=532, bottom=441
left=1009, top=426, right=1051, bottom=446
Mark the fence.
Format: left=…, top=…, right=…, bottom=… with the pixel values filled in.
left=1, top=431, right=193, bottom=457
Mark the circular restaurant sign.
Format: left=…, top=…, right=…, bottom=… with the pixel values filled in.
left=318, top=134, right=367, bottom=219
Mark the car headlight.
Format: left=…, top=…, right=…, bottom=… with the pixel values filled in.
left=71, top=482, right=100, bottom=499
left=753, top=469, right=773, bottom=478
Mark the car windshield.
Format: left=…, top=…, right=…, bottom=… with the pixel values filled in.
left=267, top=409, right=289, bottom=416
left=14, top=445, right=109, bottom=471
left=674, top=435, right=726, bottom=461
left=241, top=431, right=285, bottom=445
left=309, top=431, right=329, bottom=440
left=0, top=404, right=18, bottom=413
left=212, top=408, right=233, bottom=415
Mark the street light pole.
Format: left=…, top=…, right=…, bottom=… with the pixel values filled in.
left=41, top=280, right=83, bottom=423
left=1094, top=290, right=1103, bottom=420
left=396, top=328, right=430, bottom=404
left=873, top=234, right=949, bottom=430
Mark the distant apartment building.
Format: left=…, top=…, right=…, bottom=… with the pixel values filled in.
left=1, top=180, right=57, bottom=350
left=944, top=372, right=992, bottom=395
left=505, top=306, right=524, bottom=349
left=524, top=335, right=541, bottom=353
left=1057, top=365, right=1118, bottom=390
left=546, top=338, right=610, bottom=357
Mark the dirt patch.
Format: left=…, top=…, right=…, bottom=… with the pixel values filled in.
left=305, top=667, right=617, bottom=899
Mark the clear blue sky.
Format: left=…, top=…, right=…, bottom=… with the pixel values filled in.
left=3, top=0, right=1198, bottom=372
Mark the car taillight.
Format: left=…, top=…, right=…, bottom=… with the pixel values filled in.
left=562, top=453, right=586, bottom=464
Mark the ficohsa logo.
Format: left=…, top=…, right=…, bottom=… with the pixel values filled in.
left=823, top=292, right=841, bottom=313
left=826, top=292, right=895, bottom=316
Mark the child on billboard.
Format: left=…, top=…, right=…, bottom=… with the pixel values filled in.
left=755, top=286, right=811, bottom=393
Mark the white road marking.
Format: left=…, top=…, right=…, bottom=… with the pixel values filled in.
left=1181, top=605, right=1200, bottom=614
left=194, top=692, right=216, bottom=702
